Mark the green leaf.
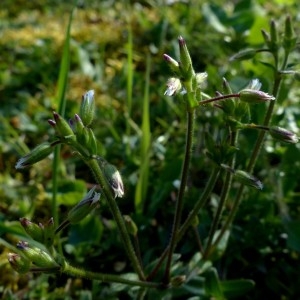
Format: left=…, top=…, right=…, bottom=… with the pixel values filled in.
left=204, top=268, right=224, bottom=299
left=221, top=279, right=255, bottom=298
left=202, top=3, right=228, bottom=34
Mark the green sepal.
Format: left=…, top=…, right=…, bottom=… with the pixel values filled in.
left=283, top=15, right=297, bottom=53
left=43, top=218, right=55, bottom=248
left=19, top=218, right=44, bottom=243
left=53, top=112, right=75, bottom=139
left=124, top=215, right=138, bottom=236
left=15, top=142, right=55, bottom=169
left=16, top=241, right=58, bottom=269
left=87, top=128, right=98, bottom=155
left=229, top=48, right=257, bottom=61
left=67, top=186, right=100, bottom=224
left=8, top=253, right=31, bottom=274
left=80, top=90, right=95, bottom=126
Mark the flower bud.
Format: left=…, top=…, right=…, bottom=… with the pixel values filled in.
left=230, top=48, right=257, bottom=61
left=73, top=114, right=85, bottom=135
left=52, top=111, right=75, bottom=140
left=20, top=218, right=44, bottom=243
left=239, top=89, right=275, bottom=104
left=164, top=77, right=182, bottom=96
left=178, top=36, right=195, bottom=78
left=283, top=15, right=296, bottom=53
left=77, top=126, right=90, bottom=148
left=87, top=128, right=98, bottom=155
left=67, top=186, right=100, bottom=224
left=15, top=142, right=54, bottom=169
left=16, top=241, right=59, bottom=268
left=8, top=253, right=31, bottom=274
left=261, top=29, right=271, bottom=46
left=234, top=170, right=263, bottom=190
left=221, top=164, right=263, bottom=190
left=124, top=215, right=138, bottom=236
left=269, top=20, right=278, bottom=52
left=80, top=90, right=95, bottom=126
left=102, top=162, right=124, bottom=198
left=171, top=275, right=186, bottom=287
left=269, top=126, right=299, bottom=144
left=163, top=54, right=180, bottom=74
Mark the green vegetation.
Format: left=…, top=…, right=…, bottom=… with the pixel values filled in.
left=1, top=1, right=300, bottom=299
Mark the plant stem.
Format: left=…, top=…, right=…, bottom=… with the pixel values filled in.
left=63, top=262, right=160, bottom=288
left=209, top=66, right=284, bottom=255
left=163, top=109, right=195, bottom=283
left=86, top=158, right=145, bottom=280
left=199, top=94, right=240, bottom=105
left=52, top=147, right=60, bottom=229
left=203, top=131, right=238, bottom=259
left=148, top=166, right=219, bottom=281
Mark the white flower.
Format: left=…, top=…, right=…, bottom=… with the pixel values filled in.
left=164, top=77, right=182, bottom=96
left=195, top=72, right=208, bottom=88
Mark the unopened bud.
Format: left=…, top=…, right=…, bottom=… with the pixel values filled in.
left=67, top=186, right=100, bottom=224
left=124, top=215, right=138, bottom=236
left=20, top=218, right=44, bottom=243
left=8, top=253, right=31, bottom=274
left=87, top=128, right=98, bottom=155
left=163, top=54, right=180, bottom=74
left=171, top=275, right=186, bottom=287
left=73, top=114, right=85, bottom=135
left=178, top=36, right=195, bottom=78
left=230, top=48, right=257, bottom=61
left=102, top=162, right=124, bottom=198
left=269, top=126, right=299, bottom=144
left=239, top=89, right=275, bottom=104
left=15, top=142, right=54, bottom=169
left=77, top=126, right=90, bottom=147
left=283, top=16, right=296, bottom=52
left=261, top=29, right=271, bottom=46
left=16, top=241, right=59, bottom=268
left=80, top=90, right=95, bottom=126
left=52, top=112, right=75, bottom=140
left=234, top=170, right=263, bottom=190
left=269, top=20, right=278, bottom=52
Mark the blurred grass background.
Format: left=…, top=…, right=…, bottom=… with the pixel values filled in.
left=1, top=0, right=300, bottom=299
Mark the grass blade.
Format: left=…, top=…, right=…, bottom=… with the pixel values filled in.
left=135, top=53, right=151, bottom=214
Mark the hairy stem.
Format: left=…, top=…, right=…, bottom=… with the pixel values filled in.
left=148, top=166, right=220, bottom=281
left=63, top=262, right=159, bottom=288
left=199, top=94, right=240, bottom=105
left=209, top=64, right=284, bottom=254
left=203, top=130, right=238, bottom=259
left=86, top=158, right=145, bottom=280
left=163, top=109, right=195, bottom=283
